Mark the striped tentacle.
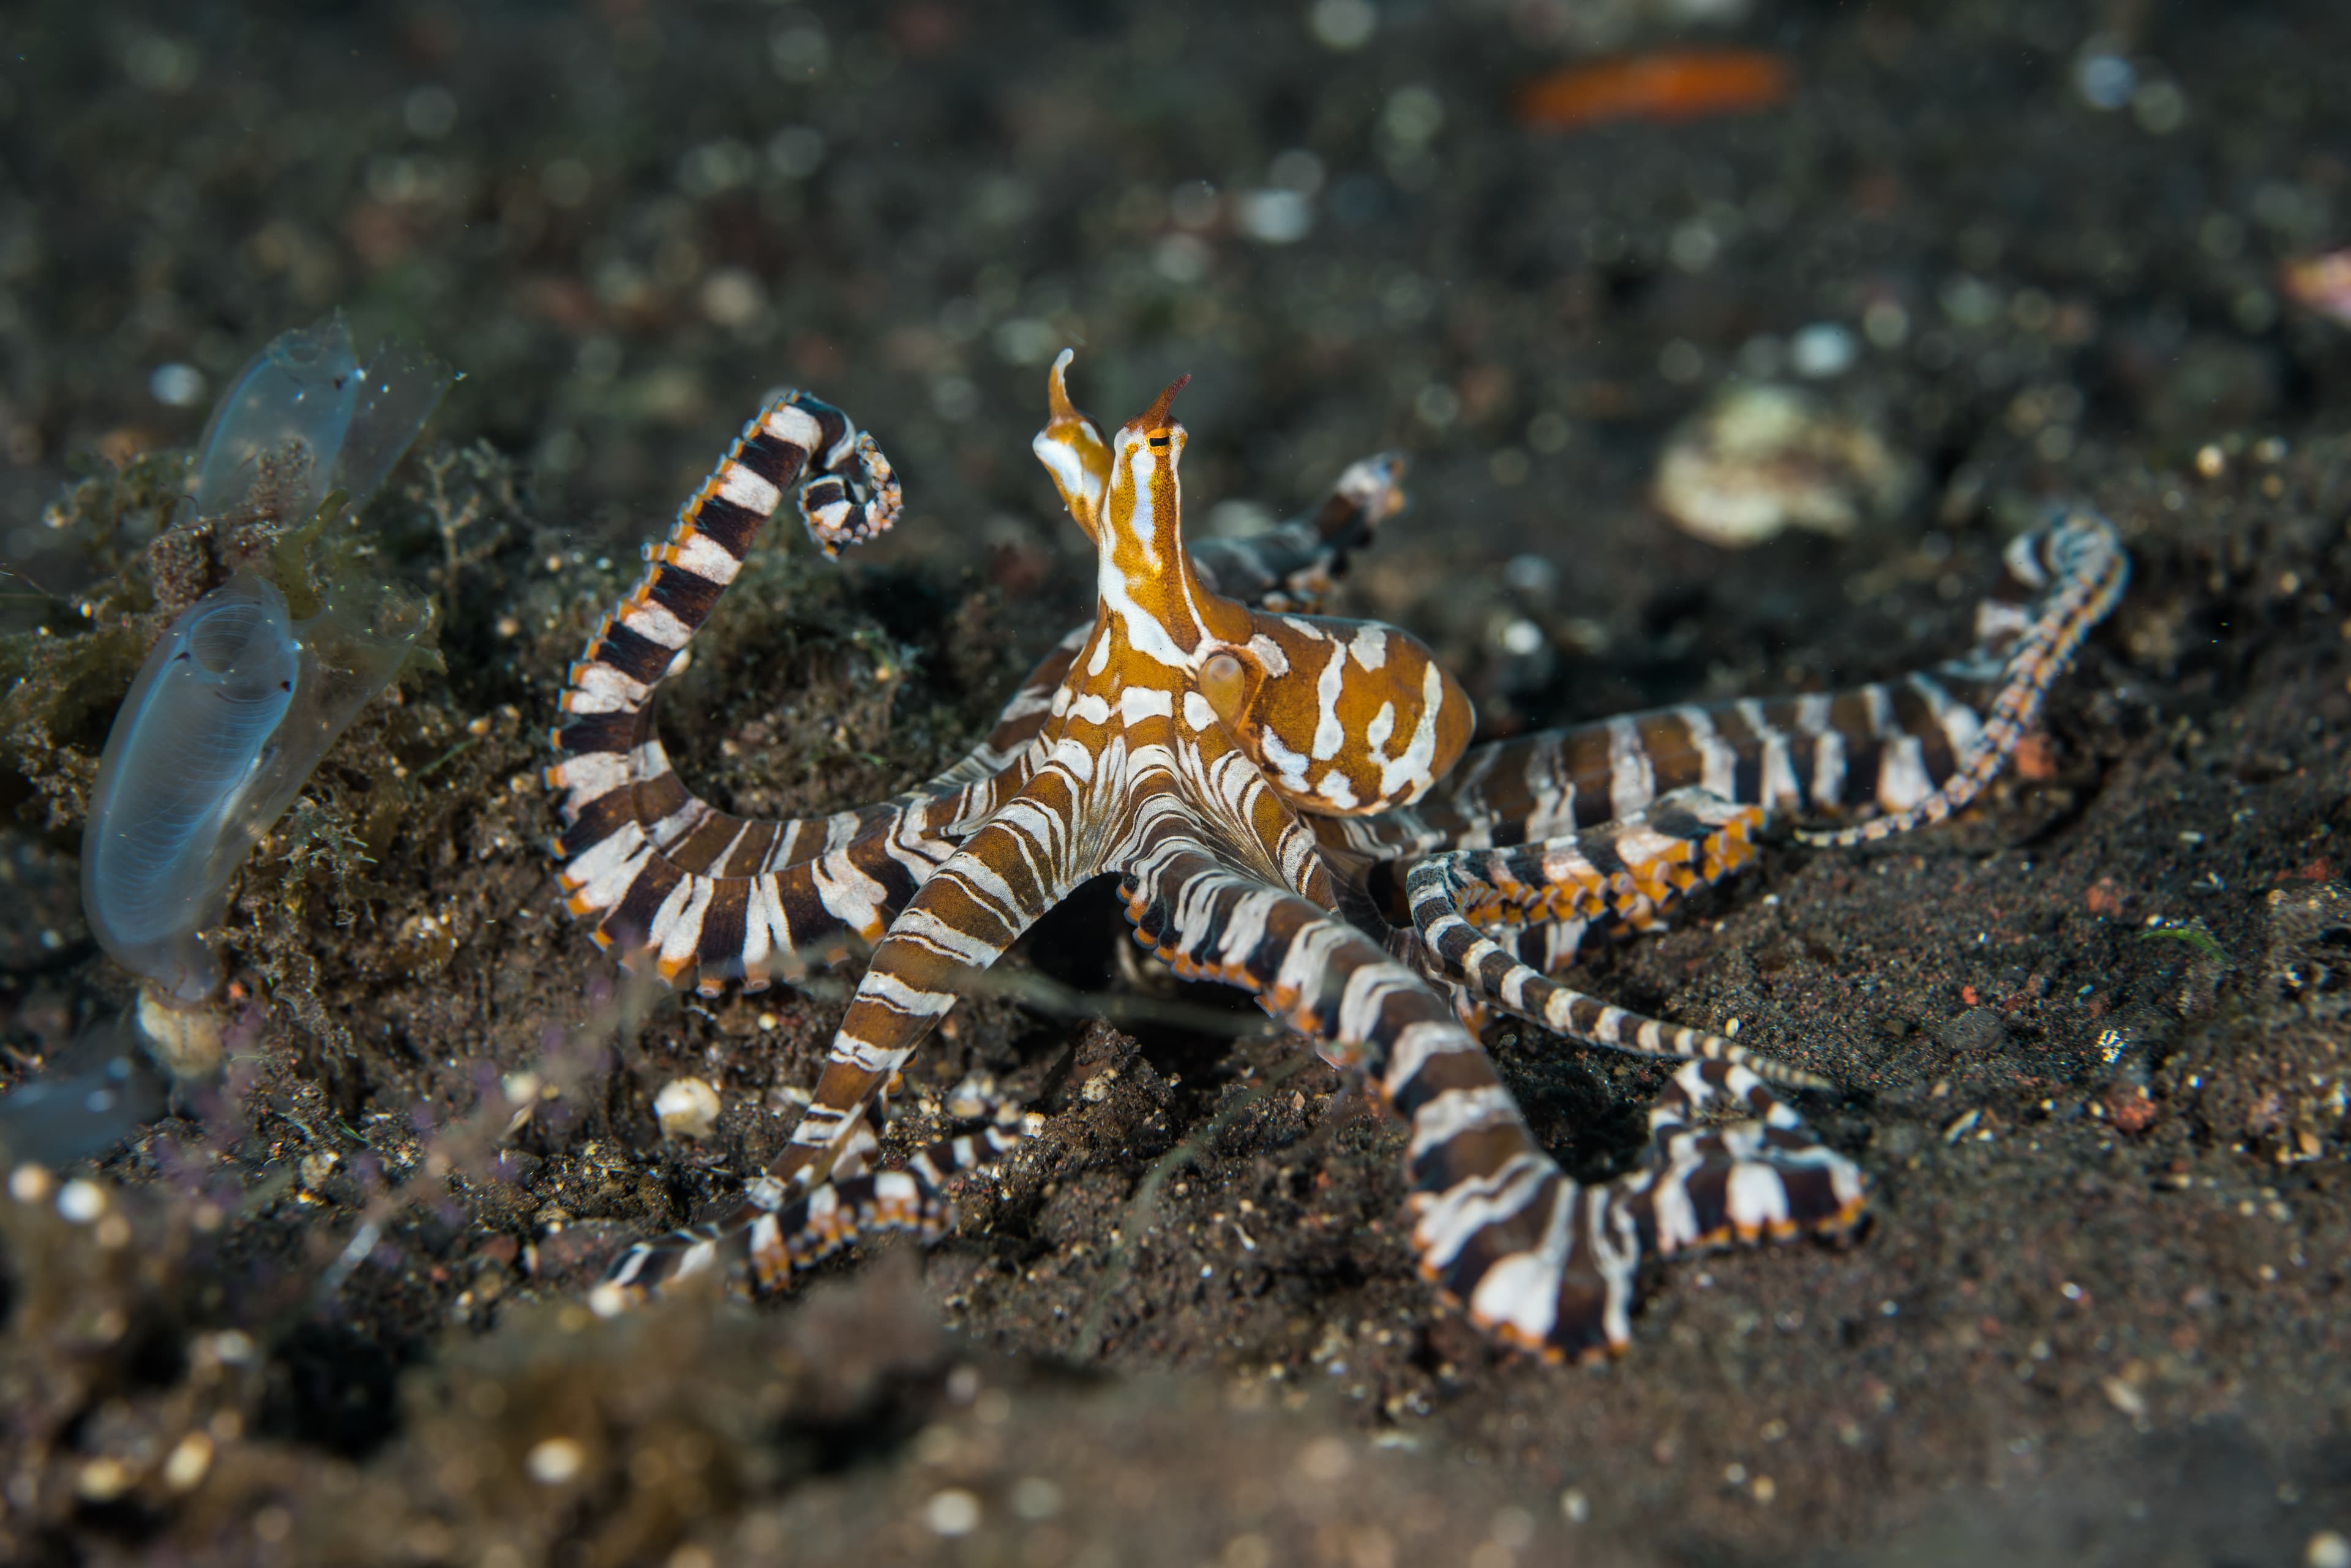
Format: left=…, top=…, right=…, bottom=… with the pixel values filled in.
left=1479, top=918, right=1597, bottom=976
left=546, top=393, right=1051, bottom=994
left=1610, top=1059, right=1866, bottom=1260
left=568, top=448, right=1427, bottom=994
left=1795, top=508, right=2128, bottom=846
left=799, top=426, right=899, bottom=558
left=1153, top=722, right=1341, bottom=909
left=550, top=393, right=896, bottom=779
left=553, top=678, right=1044, bottom=929
left=1352, top=789, right=1767, bottom=985
left=921, top=625, right=1089, bottom=789
left=1433, top=787, right=1764, bottom=936
left=559, top=763, right=1040, bottom=994
left=762, top=743, right=1108, bottom=1203
left=1122, top=831, right=1855, bottom=1358
left=1188, top=451, right=1406, bottom=613
left=595, top=1085, right=1032, bottom=1307
left=1324, top=679, right=1997, bottom=860
left=615, top=618, right=1093, bottom=988
left=1322, top=510, right=2129, bottom=863
left=1400, top=829, right=1829, bottom=1092
left=1118, top=829, right=1610, bottom=1356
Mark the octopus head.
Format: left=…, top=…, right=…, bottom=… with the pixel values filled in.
left=1195, top=612, right=1474, bottom=816
left=1030, top=352, right=1472, bottom=816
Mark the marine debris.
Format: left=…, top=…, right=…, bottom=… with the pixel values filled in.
left=1652, top=382, right=1918, bottom=548
left=2282, top=249, right=2351, bottom=328
left=1517, top=50, right=1792, bottom=130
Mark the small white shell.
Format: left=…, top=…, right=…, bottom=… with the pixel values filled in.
left=653, top=1076, right=722, bottom=1141
left=1653, top=383, right=1916, bottom=549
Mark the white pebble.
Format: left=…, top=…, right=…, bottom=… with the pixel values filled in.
left=149, top=362, right=207, bottom=408
left=76, top=1457, right=132, bottom=1502
left=137, top=987, right=225, bottom=1079
left=1236, top=189, right=1313, bottom=246
left=654, top=1076, right=722, bottom=1141
left=525, top=1436, right=586, bottom=1485
left=1652, top=384, right=1914, bottom=547
left=1790, top=322, right=1858, bottom=379
left=924, top=1487, right=982, bottom=1536
left=57, top=1179, right=107, bottom=1224
left=162, top=1432, right=214, bottom=1491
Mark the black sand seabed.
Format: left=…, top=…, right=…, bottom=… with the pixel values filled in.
left=2, top=2, right=2350, bottom=1563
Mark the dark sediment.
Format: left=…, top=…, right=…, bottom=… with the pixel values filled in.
left=1, top=1, right=2349, bottom=1562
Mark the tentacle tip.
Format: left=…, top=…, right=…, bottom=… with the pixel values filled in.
left=1823, top=1194, right=1870, bottom=1234
left=613, top=950, right=669, bottom=985
left=1480, top=1313, right=1625, bottom=1365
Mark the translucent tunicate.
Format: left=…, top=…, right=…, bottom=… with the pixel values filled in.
left=334, top=337, right=458, bottom=508
left=81, top=569, right=424, bottom=1000
left=0, top=1015, right=164, bottom=1169
left=191, top=310, right=454, bottom=519
left=78, top=310, right=448, bottom=1005
left=82, top=574, right=297, bottom=991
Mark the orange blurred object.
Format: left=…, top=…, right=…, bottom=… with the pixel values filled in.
left=2282, top=249, right=2351, bottom=326
left=1517, top=50, right=1793, bottom=130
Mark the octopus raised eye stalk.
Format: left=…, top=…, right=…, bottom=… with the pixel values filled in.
left=550, top=350, right=2125, bottom=1360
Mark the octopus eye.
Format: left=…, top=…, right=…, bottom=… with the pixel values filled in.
left=1198, top=650, right=1248, bottom=726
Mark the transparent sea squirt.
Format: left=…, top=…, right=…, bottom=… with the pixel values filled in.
left=80, top=313, right=450, bottom=1047
left=81, top=571, right=428, bottom=1007
left=188, top=308, right=457, bottom=522
left=82, top=571, right=300, bottom=1002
